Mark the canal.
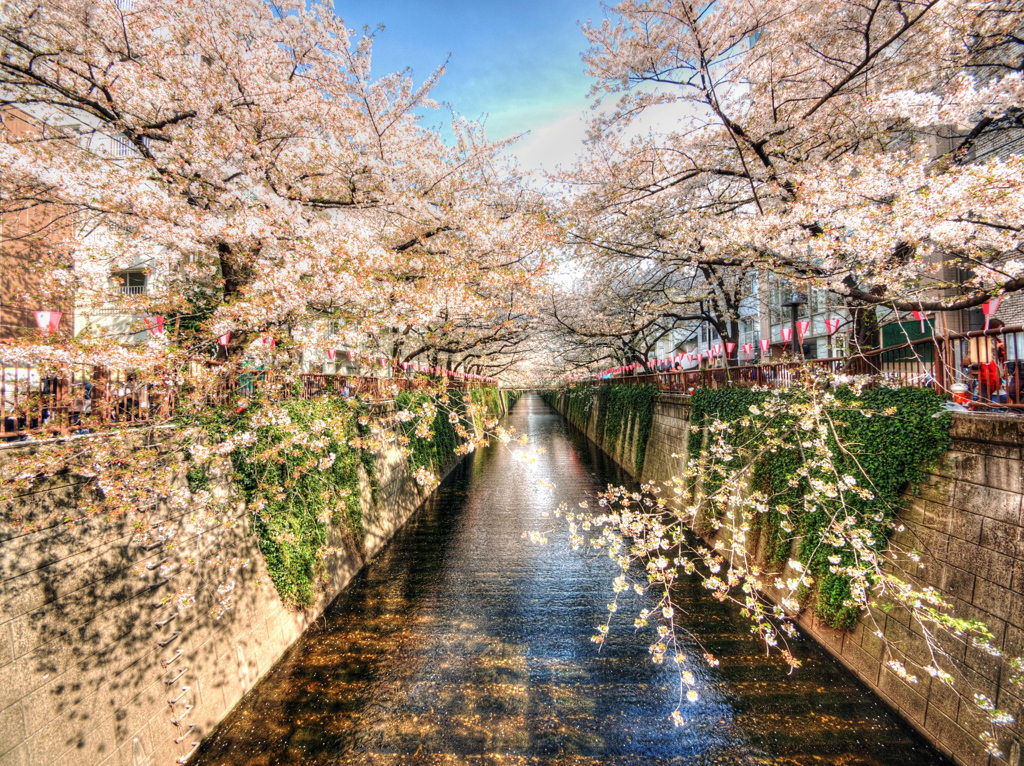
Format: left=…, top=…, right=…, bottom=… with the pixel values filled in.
left=193, top=393, right=950, bottom=766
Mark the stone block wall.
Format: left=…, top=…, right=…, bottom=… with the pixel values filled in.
left=545, top=391, right=1024, bottom=766
left=0, top=412, right=444, bottom=766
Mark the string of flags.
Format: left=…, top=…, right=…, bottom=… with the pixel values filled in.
left=586, top=315, right=857, bottom=379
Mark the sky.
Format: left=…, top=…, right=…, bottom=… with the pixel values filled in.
left=333, top=0, right=609, bottom=172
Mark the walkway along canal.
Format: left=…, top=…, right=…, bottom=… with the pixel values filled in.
left=193, top=394, right=950, bottom=765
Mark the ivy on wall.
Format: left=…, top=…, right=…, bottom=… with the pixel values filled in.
left=605, top=385, right=659, bottom=474
left=689, top=386, right=951, bottom=629
left=189, top=397, right=373, bottom=607
left=188, top=386, right=514, bottom=609
left=547, top=385, right=594, bottom=428
left=544, top=384, right=658, bottom=475
left=395, top=386, right=513, bottom=475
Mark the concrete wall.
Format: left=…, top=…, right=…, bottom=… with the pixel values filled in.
left=548, top=390, right=1024, bottom=766
left=0, top=398, right=485, bottom=766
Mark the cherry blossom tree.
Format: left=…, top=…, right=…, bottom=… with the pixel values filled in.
left=0, top=0, right=553, bottom=370
left=564, top=0, right=1024, bottom=336
left=541, top=1, right=1024, bottom=756
left=0, top=0, right=551, bottom=630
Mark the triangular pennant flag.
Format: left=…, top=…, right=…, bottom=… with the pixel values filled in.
left=983, top=297, right=1001, bottom=332
left=144, top=315, right=165, bottom=337
left=34, top=310, right=62, bottom=334
left=911, top=310, right=926, bottom=333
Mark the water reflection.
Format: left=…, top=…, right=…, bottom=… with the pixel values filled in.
left=194, top=394, right=949, bottom=766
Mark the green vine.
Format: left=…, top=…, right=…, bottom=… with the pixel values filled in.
left=544, top=384, right=595, bottom=428
left=689, top=386, right=951, bottom=629
left=604, top=385, right=658, bottom=473
left=545, top=384, right=658, bottom=474
left=194, top=396, right=372, bottom=608
left=395, top=385, right=511, bottom=475
left=184, top=386, right=512, bottom=609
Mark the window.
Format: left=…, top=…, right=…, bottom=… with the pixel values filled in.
left=740, top=317, right=758, bottom=347
left=114, top=270, right=146, bottom=295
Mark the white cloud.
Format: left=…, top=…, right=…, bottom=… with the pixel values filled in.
left=507, top=97, right=703, bottom=177
left=508, top=107, right=592, bottom=175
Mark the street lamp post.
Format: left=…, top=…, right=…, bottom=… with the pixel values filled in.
left=782, top=292, right=807, bottom=358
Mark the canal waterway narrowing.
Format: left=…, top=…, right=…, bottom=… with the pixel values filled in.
left=193, top=393, right=950, bottom=766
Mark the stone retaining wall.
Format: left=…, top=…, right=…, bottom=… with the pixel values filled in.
left=0, top=395, right=502, bottom=766
left=546, top=390, right=1024, bottom=766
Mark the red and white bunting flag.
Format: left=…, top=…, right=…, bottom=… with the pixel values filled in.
left=34, top=310, right=62, bottom=334
left=796, top=320, right=810, bottom=342
left=218, top=332, right=231, bottom=346
left=825, top=318, right=840, bottom=335
left=911, top=310, right=926, bottom=333
left=780, top=328, right=792, bottom=343
left=725, top=342, right=736, bottom=357
left=144, top=315, right=164, bottom=337
left=327, top=349, right=336, bottom=361
left=759, top=339, right=770, bottom=355
left=983, top=297, right=1002, bottom=332
left=742, top=343, right=752, bottom=359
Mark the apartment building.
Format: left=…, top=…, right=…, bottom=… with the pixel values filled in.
left=0, top=107, right=72, bottom=340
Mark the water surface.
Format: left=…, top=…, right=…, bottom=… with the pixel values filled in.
left=194, top=394, right=949, bottom=766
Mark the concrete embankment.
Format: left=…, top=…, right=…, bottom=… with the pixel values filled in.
left=545, top=389, right=1024, bottom=766
left=0, top=393, right=514, bottom=766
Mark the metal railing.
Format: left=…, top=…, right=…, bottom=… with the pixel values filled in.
left=0, top=364, right=480, bottom=441
left=587, top=325, right=1024, bottom=413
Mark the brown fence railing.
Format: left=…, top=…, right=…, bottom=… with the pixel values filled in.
left=0, top=364, right=481, bottom=441
left=586, top=325, right=1024, bottom=414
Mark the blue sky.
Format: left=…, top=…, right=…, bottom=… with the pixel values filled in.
left=334, top=0, right=608, bottom=169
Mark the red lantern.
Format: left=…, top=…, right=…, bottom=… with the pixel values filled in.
left=327, top=349, right=337, bottom=361
left=218, top=332, right=231, bottom=346
left=825, top=318, right=840, bottom=335
left=780, top=328, right=792, bottom=343
left=725, top=342, right=736, bottom=357
left=796, top=320, right=810, bottom=342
